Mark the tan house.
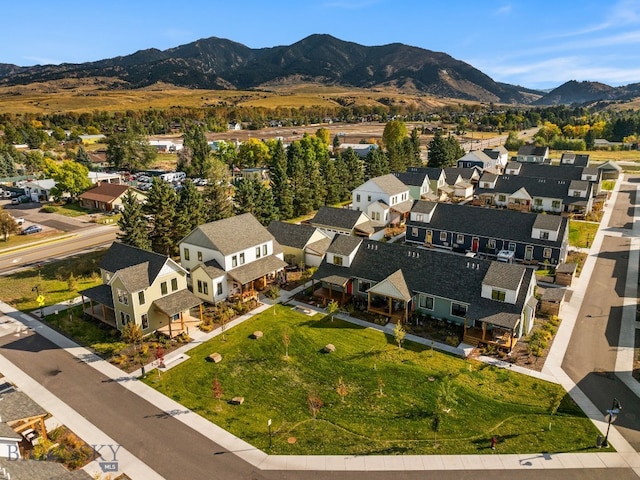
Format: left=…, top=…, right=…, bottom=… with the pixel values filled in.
left=81, top=242, right=202, bottom=337
left=267, top=220, right=332, bottom=267
left=78, top=183, right=145, bottom=212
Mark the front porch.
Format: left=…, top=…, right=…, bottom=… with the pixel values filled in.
left=311, top=286, right=352, bottom=307
left=463, top=325, right=517, bottom=351
left=157, top=313, right=202, bottom=338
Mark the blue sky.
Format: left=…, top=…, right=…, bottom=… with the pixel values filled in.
left=3, top=0, right=640, bottom=90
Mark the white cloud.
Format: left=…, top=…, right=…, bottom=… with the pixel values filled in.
left=493, top=4, right=512, bottom=16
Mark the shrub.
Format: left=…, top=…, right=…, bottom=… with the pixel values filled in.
left=40, top=205, right=58, bottom=213
left=93, top=342, right=126, bottom=356
left=199, top=323, right=214, bottom=333
left=445, top=335, right=459, bottom=347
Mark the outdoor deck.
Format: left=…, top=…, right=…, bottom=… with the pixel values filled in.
left=368, top=306, right=405, bottom=324
left=463, top=327, right=517, bottom=350
left=82, top=305, right=117, bottom=328
left=312, top=287, right=352, bottom=307
left=157, top=315, right=201, bottom=338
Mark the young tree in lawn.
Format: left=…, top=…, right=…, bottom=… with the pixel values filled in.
left=282, top=329, right=291, bottom=359
left=336, top=377, right=348, bottom=403
left=547, top=387, right=564, bottom=430
left=0, top=208, right=19, bottom=241
left=431, top=414, right=440, bottom=446
left=117, top=190, right=151, bottom=250
left=436, top=377, right=459, bottom=414
left=327, top=300, right=339, bottom=322
left=121, top=321, right=143, bottom=356
left=212, top=375, right=224, bottom=410
left=145, top=178, right=178, bottom=256
left=394, top=323, right=406, bottom=350
left=307, top=391, right=323, bottom=420
left=377, top=377, right=385, bottom=397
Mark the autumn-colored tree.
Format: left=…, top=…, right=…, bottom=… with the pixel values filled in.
left=315, top=127, right=330, bottom=145
left=0, top=208, right=19, bottom=241
left=547, top=388, right=563, bottom=430
left=307, top=391, right=323, bottom=420
left=327, top=300, right=339, bottom=322
left=212, top=375, right=224, bottom=409
left=394, top=323, right=406, bottom=350
left=336, top=377, right=348, bottom=403
left=282, top=329, right=291, bottom=359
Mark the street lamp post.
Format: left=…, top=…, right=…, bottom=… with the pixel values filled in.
left=602, top=397, right=622, bottom=448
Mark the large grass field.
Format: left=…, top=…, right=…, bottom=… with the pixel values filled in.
left=145, top=305, right=603, bottom=455
left=0, top=251, right=104, bottom=310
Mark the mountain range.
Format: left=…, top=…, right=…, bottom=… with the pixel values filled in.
left=0, top=34, right=637, bottom=106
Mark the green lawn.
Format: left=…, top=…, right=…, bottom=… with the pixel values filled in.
left=0, top=251, right=105, bottom=310
left=145, top=305, right=604, bottom=455
left=569, top=220, right=600, bottom=248
left=44, top=202, right=90, bottom=217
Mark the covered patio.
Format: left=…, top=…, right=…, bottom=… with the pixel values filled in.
left=228, top=255, right=288, bottom=303
left=463, top=312, right=520, bottom=352
left=366, top=270, right=411, bottom=324
left=80, top=284, right=117, bottom=328
left=153, top=290, right=203, bottom=338
left=311, top=274, right=352, bottom=307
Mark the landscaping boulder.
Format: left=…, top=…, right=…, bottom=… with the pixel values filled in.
left=323, top=344, right=336, bottom=353
left=251, top=331, right=263, bottom=339
left=208, top=352, right=222, bottom=363
left=230, top=396, right=244, bottom=405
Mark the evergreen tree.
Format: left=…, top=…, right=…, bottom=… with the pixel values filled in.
left=336, top=148, right=364, bottom=199
left=117, top=190, right=151, bottom=250
left=269, top=141, right=294, bottom=220
left=180, top=124, right=212, bottom=177
left=584, top=128, right=595, bottom=150
left=365, top=147, right=390, bottom=179
left=254, top=180, right=278, bottom=226
left=319, top=154, right=341, bottom=205
left=202, top=159, right=233, bottom=222
left=409, top=128, right=422, bottom=166
left=233, top=177, right=257, bottom=216
left=287, top=141, right=314, bottom=217
left=176, top=180, right=205, bottom=239
left=446, top=135, right=465, bottom=165
left=145, top=178, right=178, bottom=256
left=75, top=145, right=92, bottom=169
left=427, top=131, right=460, bottom=168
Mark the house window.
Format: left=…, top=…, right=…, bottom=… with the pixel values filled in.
left=197, top=251, right=203, bottom=261
left=456, top=234, right=464, bottom=244
left=333, top=255, right=343, bottom=266
left=217, top=282, right=223, bottom=295
left=358, top=281, right=371, bottom=293
left=256, top=246, right=261, bottom=258
left=498, top=194, right=506, bottom=202
left=487, top=239, right=496, bottom=249
left=543, top=248, right=552, bottom=259
left=239, top=253, right=245, bottom=265
left=117, top=288, right=129, bottom=305
left=573, top=190, right=581, bottom=197
left=367, top=195, right=371, bottom=202
left=451, top=303, right=467, bottom=318
left=197, top=280, right=203, bottom=293
left=141, top=314, right=149, bottom=329
left=416, top=214, right=423, bottom=222
left=534, top=198, right=542, bottom=207
left=356, top=194, right=361, bottom=202
left=263, top=244, right=267, bottom=256
left=171, top=278, right=178, bottom=291
left=508, top=242, right=516, bottom=252
left=232, top=255, right=238, bottom=267
left=203, top=282, right=209, bottom=295
left=411, top=227, right=418, bottom=237
left=419, top=295, right=434, bottom=310
left=120, top=311, right=130, bottom=326
left=552, top=200, right=561, bottom=209
left=440, top=232, right=447, bottom=241
left=184, top=248, right=190, bottom=261
left=491, top=290, right=506, bottom=302
left=138, top=291, right=145, bottom=305
left=161, top=282, right=168, bottom=295
left=540, top=231, right=549, bottom=240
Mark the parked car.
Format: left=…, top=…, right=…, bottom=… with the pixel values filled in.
left=11, top=216, right=24, bottom=225
left=21, top=225, right=42, bottom=235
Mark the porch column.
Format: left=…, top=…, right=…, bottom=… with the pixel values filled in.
left=168, top=316, right=173, bottom=338
left=101, top=305, right=107, bottom=322
left=180, top=312, right=185, bottom=331
left=509, top=328, right=514, bottom=353
left=39, top=417, right=47, bottom=440
left=481, top=322, right=486, bottom=341
left=199, top=304, right=203, bottom=321
left=367, top=292, right=371, bottom=311
left=463, top=318, right=468, bottom=336
left=387, top=297, right=392, bottom=316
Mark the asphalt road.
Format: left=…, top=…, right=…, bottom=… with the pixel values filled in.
left=562, top=178, right=640, bottom=450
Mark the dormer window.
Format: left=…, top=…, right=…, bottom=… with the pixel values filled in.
left=491, top=290, right=506, bottom=302
left=540, top=231, right=549, bottom=240
left=333, top=255, right=343, bottom=266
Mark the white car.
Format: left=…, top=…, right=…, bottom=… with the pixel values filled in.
left=12, top=216, right=24, bottom=225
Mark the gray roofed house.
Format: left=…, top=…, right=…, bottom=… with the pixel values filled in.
left=392, top=171, right=431, bottom=200
left=81, top=242, right=200, bottom=336
left=352, top=174, right=412, bottom=231
left=309, top=206, right=375, bottom=238
left=180, top=213, right=287, bottom=304
left=369, top=173, right=409, bottom=196
left=312, top=237, right=537, bottom=348
left=180, top=213, right=275, bottom=257
left=516, top=145, right=550, bottom=163
left=405, top=201, right=569, bottom=265
left=267, top=221, right=332, bottom=267
left=327, top=235, right=362, bottom=256
left=0, top=458, right=93, bottom=479
left=444, top=167, right=481, bottom=184
left=560, top=152, right=590, bottom=167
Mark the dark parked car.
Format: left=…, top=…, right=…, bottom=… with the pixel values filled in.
left=22, top=225, right=42, bottom=235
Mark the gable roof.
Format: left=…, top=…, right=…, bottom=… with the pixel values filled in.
left=475, top=175, right=574, bottom=200
left=267, top=221, right=324, bottom=249
left=227, top=255, right=288, bottom=285
left=458, top=150, right=493, bottom=164
left=483, top=262, right=526, bottom=290
left=192, top=259, right=226, bottom=279
left=411, top=200, right=437, bottom=215
left=78, top=183, right=130, bottom=202
left=310, top=206, right=368, bottom=231
left=327, top=235, right=363, bottom=256
left=114, top=262, right=150, bottom=291
left=407, top=166, right=445, bottom=181
left=181, top=213, right=275, bottom=256
left=392, top=171, right=429, bottom=187
left=444, top=167, right=480, bottom=182
left=367, top=269, right=412, bottom=301
left=518, top=163, right=584, bottom=181
left=0, top=390, right=47, bottom=422
left=560, top=152, right=590, bottom=167
left=153, top=289, right=202, bottom=316
left=367, top=174, right=409, bottom=195
left=407, top=202, right=567, bottom=248
left=25, top=178, right=56, bottom=190
left=313, top=239, right=534, bottom=326
left=517, top=145, right=549, bottom=157
left=100, top=242, right=173, bottom=283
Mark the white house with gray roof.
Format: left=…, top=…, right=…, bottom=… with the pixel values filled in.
left=179, top=213, right=287, bottom=304
left=351, top=174, right=412, bottom=227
